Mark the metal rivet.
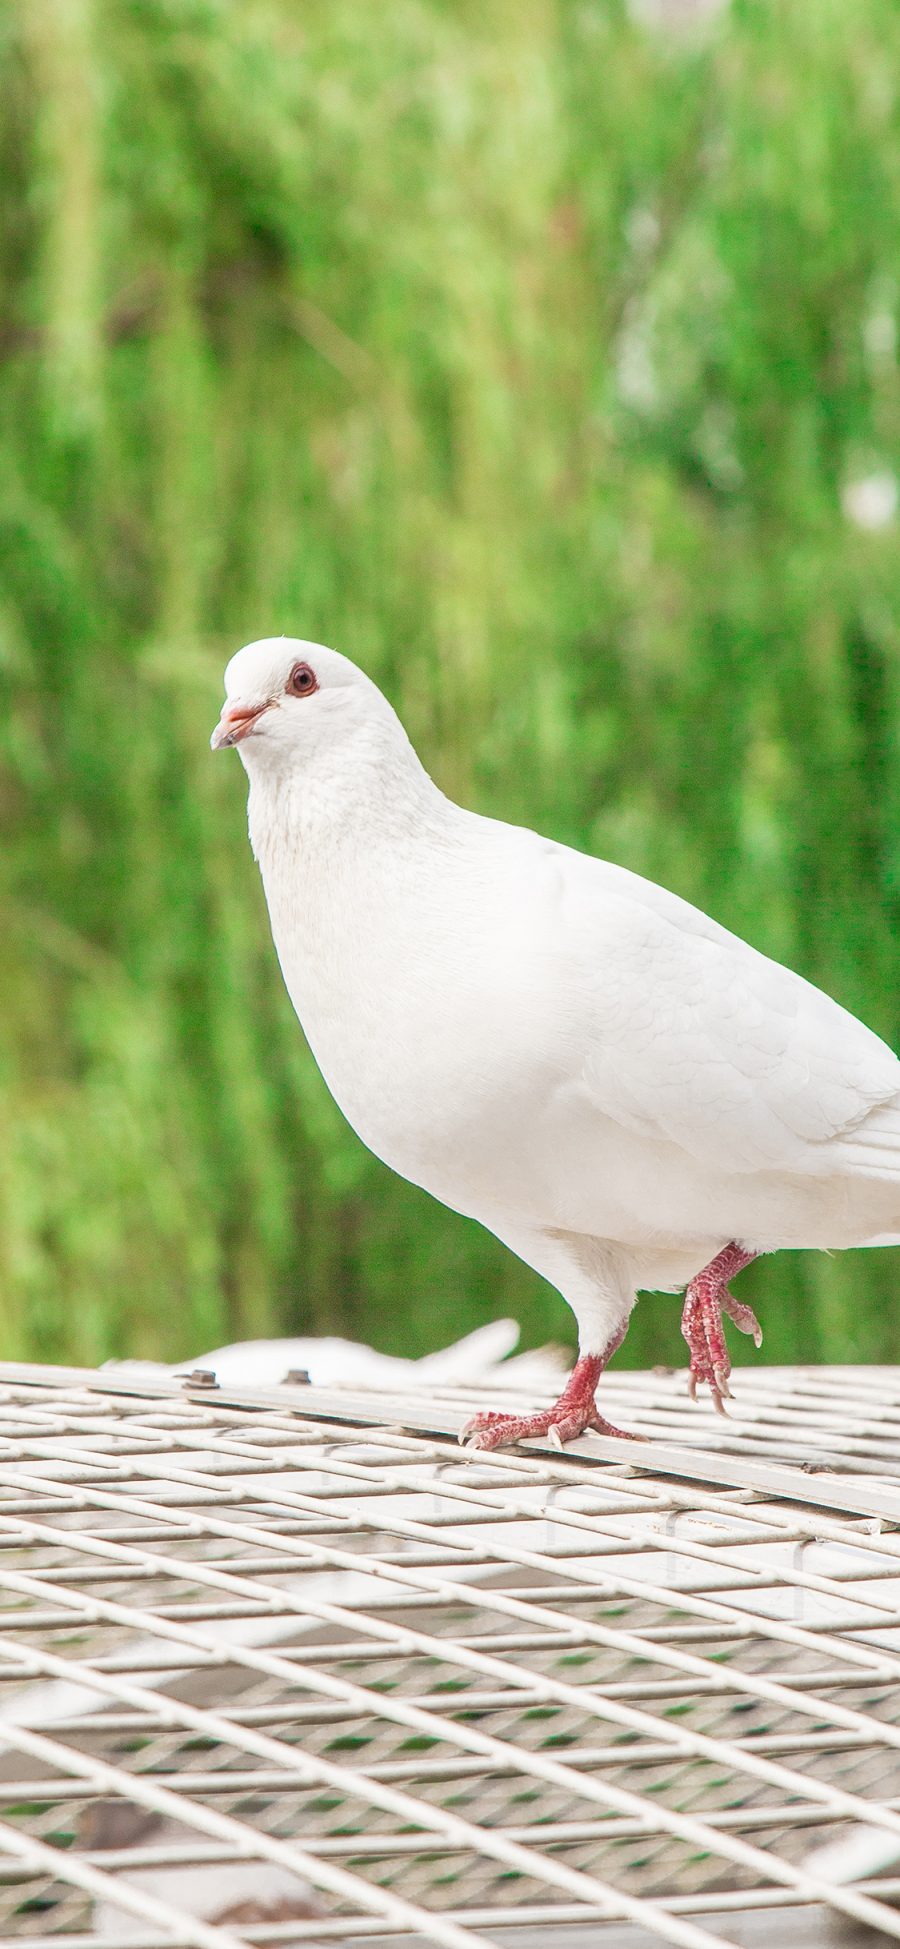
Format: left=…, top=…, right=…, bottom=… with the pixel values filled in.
left=282, top=1368, right=311, bottom=1386
left=180, top=1368, right=218, bottom=1388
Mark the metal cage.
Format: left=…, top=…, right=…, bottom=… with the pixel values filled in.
left=0, top=1357, right=898, bottom=1947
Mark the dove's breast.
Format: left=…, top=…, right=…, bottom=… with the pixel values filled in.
left=257, top=831, right=575, bottom=1215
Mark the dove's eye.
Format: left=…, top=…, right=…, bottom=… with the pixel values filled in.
left=287, top=662, right=318, bottom=698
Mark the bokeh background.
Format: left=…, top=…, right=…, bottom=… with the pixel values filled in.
left=3, top=0, right=900, bottom=1372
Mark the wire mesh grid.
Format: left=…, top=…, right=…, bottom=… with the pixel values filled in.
left=0, top=1359, right=898, bottom=1949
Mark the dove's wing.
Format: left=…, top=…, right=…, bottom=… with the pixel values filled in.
left=517, top=836, right=900, bottom=1176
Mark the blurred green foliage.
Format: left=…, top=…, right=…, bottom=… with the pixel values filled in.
left=2, top=0, right=900, bottom=1371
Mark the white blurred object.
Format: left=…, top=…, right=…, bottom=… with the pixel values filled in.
left=842, top=470, right=898, bottom=530
left=109, top=1320, right=567, bottom=1393
left=88, top=1803, right=321, bottom=1940
left=802, top=1822, right=900, bottom=1887
left=628, top=0, right=729, bottom=29
left=864, top=309, right=897, bottom=366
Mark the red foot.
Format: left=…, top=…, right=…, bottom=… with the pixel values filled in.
left=681, top=1243, right=761, bottom=1415
left=460, top=1344, right=643, bottom=1453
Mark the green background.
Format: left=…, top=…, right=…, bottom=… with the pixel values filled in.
left=2, top=0, right=900, bottom=1372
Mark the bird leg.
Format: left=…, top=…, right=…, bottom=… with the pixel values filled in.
left=681, top=1243, right=761, bottom=1415
left=460, top=1324, right=641, bottom=1452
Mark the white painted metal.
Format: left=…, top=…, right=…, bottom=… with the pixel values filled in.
left=0, top=1361, right=897, bottom=1945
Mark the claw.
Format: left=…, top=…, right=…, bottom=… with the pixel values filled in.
left=723, top=1296, right=763, bottom=1348
left=681, top=1243, right=759, bottom=1414
left=459, top=1420, right=493, bottom=1450
left=456, top=1330, right=648, bottom=1454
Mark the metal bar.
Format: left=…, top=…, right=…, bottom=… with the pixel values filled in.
left=0, top=1366, right=899, bottom=1947
left=1, top=1560, right=900, bottom=1940
left=0, top=1722, right=506, bottom=1949
left=0, top=1717, right=740, bottom=1949
left=3, top=1360, right=900, bottom=1518
left=0, top=1816, right=244, bottom=1949
left=3, top=1463, right=899, bottom=1746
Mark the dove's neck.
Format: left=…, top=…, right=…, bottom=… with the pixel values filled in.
left=245, top=713, right=456, bottom=876
left=243, top=716, right=470, bottom=1055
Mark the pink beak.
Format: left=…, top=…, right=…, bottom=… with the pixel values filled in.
left=210, top=701, right=269, bottom=750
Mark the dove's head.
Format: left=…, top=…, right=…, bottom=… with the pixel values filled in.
left=211, top=637, right=396, bottom=776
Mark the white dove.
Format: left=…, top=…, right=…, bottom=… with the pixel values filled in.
left=211, top=637, right=900, bottom=1449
